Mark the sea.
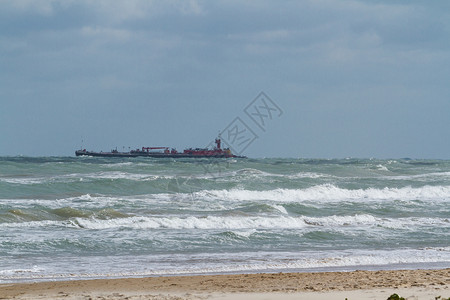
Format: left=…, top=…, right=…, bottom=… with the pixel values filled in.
left=0, top=156, right=449, bottom=283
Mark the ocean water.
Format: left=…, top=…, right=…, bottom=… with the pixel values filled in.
left=0, top=156, right=449, bottom=282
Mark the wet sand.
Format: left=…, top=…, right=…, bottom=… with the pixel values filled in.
left=0, top=268, right=449, bottom=299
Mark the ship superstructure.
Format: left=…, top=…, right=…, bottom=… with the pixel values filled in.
left=75, top=137, right=245, bottom=158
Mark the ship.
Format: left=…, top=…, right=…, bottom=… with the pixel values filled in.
left=75, top=137, right=246, bottom=158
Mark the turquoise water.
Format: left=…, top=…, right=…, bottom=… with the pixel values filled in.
left=0, top=157, right=449, bottom=282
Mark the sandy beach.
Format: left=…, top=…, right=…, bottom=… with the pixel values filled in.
left=1, top=268, right=449, bottom=299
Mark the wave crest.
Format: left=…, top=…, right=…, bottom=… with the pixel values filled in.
left=192, top=184, right=450, bottom=202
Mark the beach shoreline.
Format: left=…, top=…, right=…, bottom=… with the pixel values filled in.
left=1, top=268, right=448, bottom=299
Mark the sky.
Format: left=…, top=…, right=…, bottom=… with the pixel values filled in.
left=1, top=0, right=450, bottom=158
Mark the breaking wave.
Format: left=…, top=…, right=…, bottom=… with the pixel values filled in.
left=2, top=214, right=448, bottom=231
left=191, top=184, right=450, bottom=202
left=1, top=157, right=450, bottom=282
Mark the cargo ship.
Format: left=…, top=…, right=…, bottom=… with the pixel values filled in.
left=75, top=137, right=246, bottom=158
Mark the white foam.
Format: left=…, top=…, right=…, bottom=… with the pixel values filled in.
left=303, top=214, right=378, bottom=226
left=85, top=171, right=172, bottom=181
left=382, top=171, right=450, bottom=181
left=231, top=169, right=328, bottom=180
left=271, top=204, right=288, bottom=214
left=9, top=214, right=440, bottom=231
left=100, top=162, right=134, bottom=167
left=376, top=164, right=389, bottom=171
left=2, top=248, right=449, bottom=282
left=0, top=219, right=63, bottom=228
left=0, top=177, right=47, bottom=185
left=0, top=266, right=42, bottom=275
left=0, top=171, right=174, bottom=185
left=193, top=185, right=450, bottom=203
left=0, top=194, right=127, bottom=210
left=68, top=215, right=309, bottom=230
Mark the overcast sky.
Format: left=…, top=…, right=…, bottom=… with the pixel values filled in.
left=1, top=0, right=449, bottom=158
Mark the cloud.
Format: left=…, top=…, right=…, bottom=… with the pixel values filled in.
left=1, top=0, right=450, bottom=157
left=1, top=0, right=59, bottom=16
left=2, top=0, right=448, bottom=88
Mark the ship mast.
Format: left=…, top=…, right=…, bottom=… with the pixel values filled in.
left=215, top=136, right=221, bottom=150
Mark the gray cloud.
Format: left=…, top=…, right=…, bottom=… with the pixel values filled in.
left=1, top=0, right=449, bottom=157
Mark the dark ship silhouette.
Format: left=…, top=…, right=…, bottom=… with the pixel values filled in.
left=76, top=137, right=245, bottom=158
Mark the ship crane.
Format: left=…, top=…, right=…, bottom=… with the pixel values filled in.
left=141, top=147, right=169, bottom=152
